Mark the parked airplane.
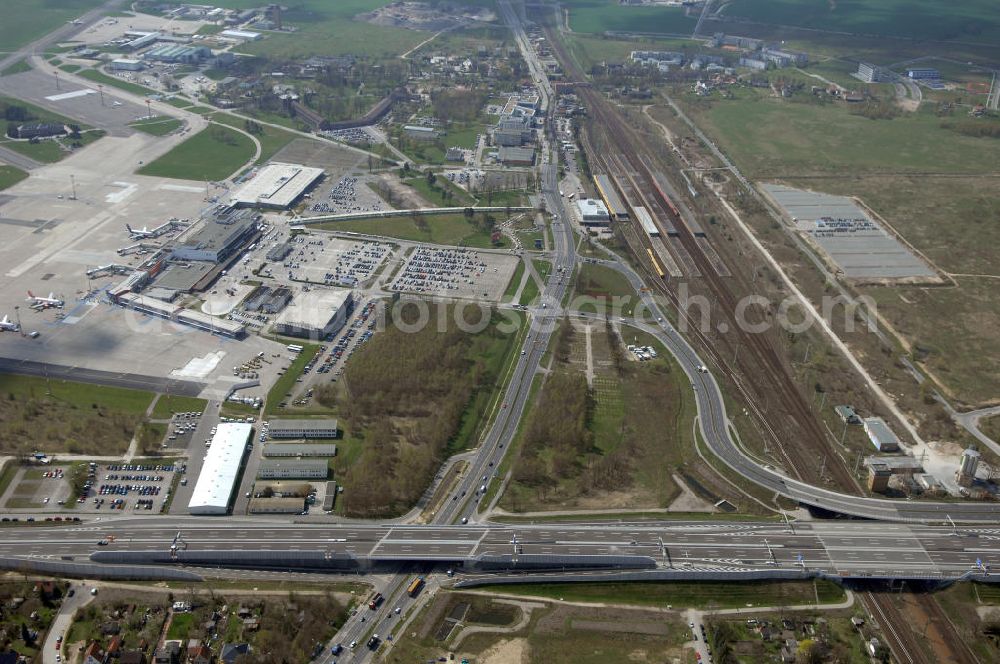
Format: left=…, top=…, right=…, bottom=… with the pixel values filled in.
left=126, top=221, right=174, bottom=239
left=0, top=315, right=18, bottom=332
left=26, top=291, right=64, bottom=309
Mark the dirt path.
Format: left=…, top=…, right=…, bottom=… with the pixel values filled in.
left=124, top=394, right=161, bottom=461
left=451, top=598, right=543, bottom=648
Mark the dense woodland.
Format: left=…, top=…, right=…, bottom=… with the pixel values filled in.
left=320, top=304, right=515, bottom=517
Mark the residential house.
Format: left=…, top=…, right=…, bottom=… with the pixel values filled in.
left=220, top=643, right=250, bottom=664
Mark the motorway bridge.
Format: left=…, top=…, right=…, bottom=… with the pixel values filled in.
left=2, top=518, right=998, bottom=584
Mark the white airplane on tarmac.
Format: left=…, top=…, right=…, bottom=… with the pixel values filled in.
left=126, top=220, right=179, bottom=239
left=0, top=315, right=18, bottom=332
left=26, top=291, right=64, bottom=309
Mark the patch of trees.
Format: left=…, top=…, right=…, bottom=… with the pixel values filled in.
left=0, top=393, right=140, bottom=455
left=848, top=98, right=899, bottom=120
left=941, top=119, right=1000, bottom=138
left=330, top=304, right=512, bottom=517
left=431, top=88, right=488, bottom=123
left=510, top=372, right=593, bottom=493
left=233, top=593, right=346, bottom=664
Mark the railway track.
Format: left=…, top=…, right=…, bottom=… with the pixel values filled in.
left=862, top=591, right=980, bottom=664
left=543, top=20, right=861, bottom=493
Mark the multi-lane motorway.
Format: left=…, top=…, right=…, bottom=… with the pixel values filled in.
left=3, top=518, right=998, bottom=582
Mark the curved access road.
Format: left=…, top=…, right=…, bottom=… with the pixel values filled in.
left=576, top=255, right=1000, bottom=524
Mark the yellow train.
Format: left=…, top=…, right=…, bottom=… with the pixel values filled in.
left=646, top=247, right=666, bottom=279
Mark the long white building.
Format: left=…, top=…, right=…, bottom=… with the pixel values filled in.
left=188, top=423, right=252, bottom=515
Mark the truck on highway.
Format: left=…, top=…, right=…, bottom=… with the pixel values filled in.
left=407, top=577, right=425, bottom=597
left=368, top=592, right=383, bottom=610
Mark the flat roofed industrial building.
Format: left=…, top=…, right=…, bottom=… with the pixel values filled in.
left=231, top=162, right=325, bottom=210
left=593, top=175, right=628, bottom=221
left=171, top=208, right=258, bottom=263
left=188, top=423, right=252, bottom=515
left=273, top=289, right=353, bottom=340
left=258, top=459, right=328, bottom=480
left=863, top=417, right=901, bottom=452
left=263, top=443, right=338, bottom=457
left=576, top=198, right=611, bottom=225
left=267, top=419, right=339, bottom=439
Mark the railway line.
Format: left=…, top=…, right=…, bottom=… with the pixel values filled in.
left=544, top=22, right=862, bottom=494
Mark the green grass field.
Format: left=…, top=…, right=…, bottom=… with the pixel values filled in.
left=502, top=260, right=526, bottom=302
left=208, top=113, right=299, bottom=165
left=0, top=165, right=28, bottom=191
left=138, top=124, right=256, bottom=181
left=317, top=213, right=503, bottom=248
left=264, top=344, right=320, bottom=417
left=685, top=92, right=1000, bottom=177
left=573, top=262, right=637, bottom=316
left=150, top=395, right=208, bottom=420
left=0, top=60, right=32, bottom=77
left=722, top=0, right=1000, bottom=43
left=563, top=0, right=696, bottom=35
left=208, top=0, right=425, bottom=58
left=478, top=579, right=844, bottom=609
left=128, top=116, right=183, bottom=136
left=0, top=0, right=103, bottom=52
left=77, top=68, right=155, bottom=96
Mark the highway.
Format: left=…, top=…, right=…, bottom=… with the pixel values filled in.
left=2, top=518, right=998, bottom=582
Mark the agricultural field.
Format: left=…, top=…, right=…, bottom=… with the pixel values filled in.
left=0, top=0, right=103, bottom=51
left=138, top=124, right=256, bottom=181
left=317, top=212, right=506, bottom=249
left=561, top=0, right=696, bottom=35
left=207, top=0, right=425, bottom=58
left=720, top=0, right=1000, bottom=44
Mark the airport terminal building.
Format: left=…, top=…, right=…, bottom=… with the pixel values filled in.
left=188, top=423, right=252, bottom=515
left=171, top=208, right=259, bottom=263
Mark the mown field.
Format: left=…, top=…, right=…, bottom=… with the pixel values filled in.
left=317, top=212, right=504, bottom=249
left=721, top=0, right=1000, bottom=43
left=207, top=0, right=425, bottom=57
left=678, top=89, right=1000, bottom=178
left=128, top=116, right=183, bottom=136
left=0, top=0, right=102, bottom=51
left=562, top=0, right=696, bottom=35
left=138, top=124, right=255, bottom=181
left=0, top=165, right=28, bottom=191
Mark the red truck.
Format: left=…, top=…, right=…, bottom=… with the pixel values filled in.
left=368, top=592, right=384, bottom=610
